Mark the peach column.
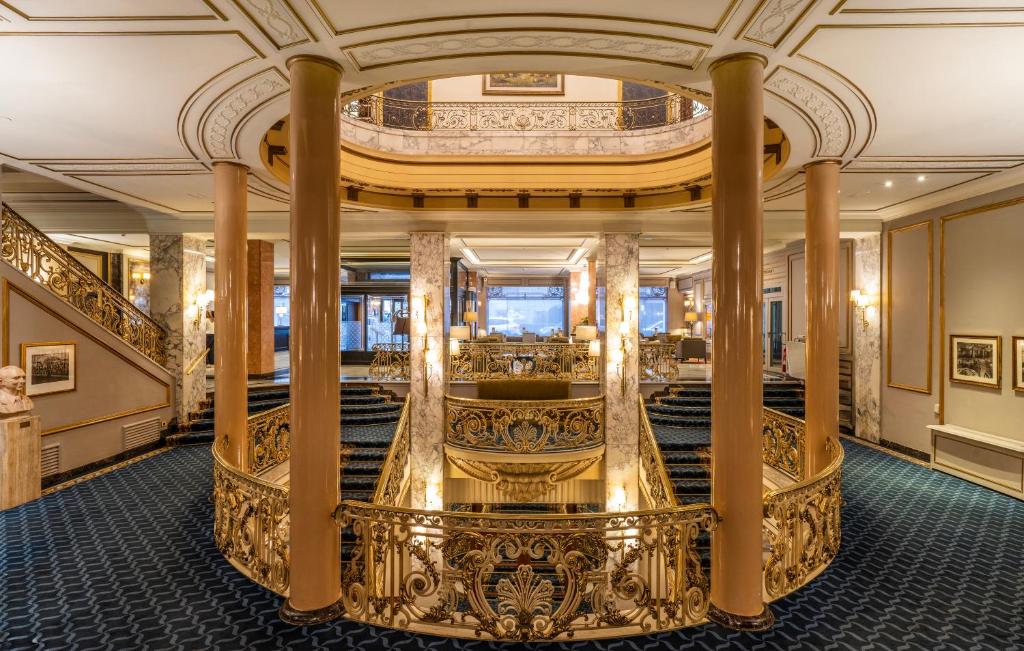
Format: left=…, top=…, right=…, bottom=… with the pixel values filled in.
left=280, top=55, right=343, bottom=624
left=587, top=257, right=598, bottom=325
left=804, top=160, right=841, bottom=475
left=708, top=53, right=773, bottom=631
left=213, top=161, right=248, bottom=469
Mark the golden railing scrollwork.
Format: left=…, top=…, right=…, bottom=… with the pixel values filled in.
left=449, top=342, right=598, bottom=382
left=639, top=396, right=678, bottom=509
left=368, top=343, right=410, bottom=381
left=762, top=438, right=843, bottom=601
left=248, top=403, right=290, bottom=475
left=445, top=395, right=603, bottom=454
left=334, top=501, right=717, bottom=641
left=345, top=94, right=708, bottom=132
left=1, top=204, right=167, bottom=366
left=639, top=342, right=679, bottom=382
left=373, top=396, right=410, bottom=507
left=212, top=447, right=290, bottom=596
left=762, top=407, right=806, bottom=480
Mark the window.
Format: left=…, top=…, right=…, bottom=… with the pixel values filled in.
left=365, top=295, right=408, bottom=348
left=368, top=271, right=411, bottom=281
left=486, top=285, right=565, bottom=336
left=596, top=286, right=606, bottom=332
left=639, top=286, right=668, bottom=336
left=273, top=285, right=289, bottom=327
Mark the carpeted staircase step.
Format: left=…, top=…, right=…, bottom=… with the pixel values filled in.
left=341, top=460, right=385, bottom=476
left=340, top=402, right=402, bottom=415
left=165, top=431, right=214, bottom=446
left=340, top=395, right=388, bottom=405
left=647, top=404, right=711, bottom=417
left=667, top=464, right=710, bottom=480
left=673, top=479, right=711, bottom=494
left=340, top=413, right=401, bottom=426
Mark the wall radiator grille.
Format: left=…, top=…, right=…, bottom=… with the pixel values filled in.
left=123, top=417, right=161, bottom=449
left=40, top=444, right=60, bottom=477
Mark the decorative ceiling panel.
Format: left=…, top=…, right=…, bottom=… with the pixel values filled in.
left=0, top=0, right=224, bottom=21
left=736, top=0, right=817, bottom=48
left=343, top=29, right=709, bottom=71
left=314, top=1, right=739, bottom=36
left=229, top=0, right=313, bottom=49
left=765, top=66, right=852, bottom=157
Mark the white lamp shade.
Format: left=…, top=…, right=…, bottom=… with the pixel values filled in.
left=684, top=311, right=699, bottom=323
left=450, top=325, right=471, bottom=340
left=463, top=311, right=478, bottom=323
left=588, top=339, right=601, bottom=357
left=575, top=325, right=598, bottom=341
left=670, top=328, right=685, bottom=336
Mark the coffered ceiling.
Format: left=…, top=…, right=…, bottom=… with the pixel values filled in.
left=2, top=0, right=1024, bottom=256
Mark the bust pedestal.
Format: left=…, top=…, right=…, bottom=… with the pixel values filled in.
left=0, top=414, right=41, bottom=510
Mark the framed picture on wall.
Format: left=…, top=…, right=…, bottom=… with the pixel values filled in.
left=949, top=334, right=1001, bottom=389
left=1013, top=336, right=1024, bottom=393
left=21, top=342, right=76, bottom=396
left=482, top=73, right=565, bottom=95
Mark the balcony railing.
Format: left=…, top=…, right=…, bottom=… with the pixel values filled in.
left=445, top=395, right=603, bottom=454
left=1, top=204, right=167, bottom=366
left=449, top=342, right=599, bottom=382
left=367, top=342, right=409, bottom=380
left=248, top=403, right=290, bottom=475
left=639, top=342, right=679, bottom=382
left=344, top=94, right=708, bottom=132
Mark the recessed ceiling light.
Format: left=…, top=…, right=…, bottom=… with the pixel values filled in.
left=917, top=175, right=927, bottom=182
left=884, top=180, right=893, bottom=188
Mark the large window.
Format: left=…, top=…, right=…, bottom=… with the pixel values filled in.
left=273, top=285, right=289, bottom=327
left=486, top=285, right=566, bottom=336
left=639, top=286, right=668, bottom=336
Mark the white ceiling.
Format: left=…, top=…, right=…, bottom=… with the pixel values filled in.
left=3, top=0, right=1024, bottom=276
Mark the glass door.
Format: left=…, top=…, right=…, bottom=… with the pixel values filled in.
left=763, top=298, right=784, bottom=369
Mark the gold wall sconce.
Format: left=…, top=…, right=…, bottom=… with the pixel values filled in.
left=194, top=289, right=214, bottom=327
left=850, top=289, right=879, bottom=329
left=412, top=294, right=432, bottom=394
left=614, top=294, right=636, bottom=395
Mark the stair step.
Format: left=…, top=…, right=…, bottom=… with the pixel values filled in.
left=340, top=403, right=402, bottom=415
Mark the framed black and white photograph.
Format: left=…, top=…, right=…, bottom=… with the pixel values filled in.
left=949, top=335, right=1001, bottom=389
left=21, top=342, right=76, bottom=396
left=1013, top=336, right=1024, bottom=393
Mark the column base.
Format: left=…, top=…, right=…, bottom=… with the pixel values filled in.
left=707, top=602, right=775, bottom=631
left=279, top=599, right=344, bottom=626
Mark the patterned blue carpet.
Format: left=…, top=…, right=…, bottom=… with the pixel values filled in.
left=2, top=440, right=1022, bottom=650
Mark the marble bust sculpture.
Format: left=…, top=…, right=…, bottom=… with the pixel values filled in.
left=0, top=366, right=34, bottom=415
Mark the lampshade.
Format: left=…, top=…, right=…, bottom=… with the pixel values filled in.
left=670, top=328, right=685, bottom=336
left=588, top=339, right=601, bottom=357
left=575, top=325, right=598, bottom=341
left=684, top=311, right=699, bottom=323
left=450, top=325, right=471, bottom=340
left=463, top=311, right=478, bottom=323
left=393, top=316, right=410, bottom=336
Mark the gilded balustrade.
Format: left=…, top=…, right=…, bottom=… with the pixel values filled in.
left=639, top=342, right=679, bottom=382
left=639, top=396, right=678, bottom=509
left=334, top=501, right=717, bottom=641
left=368, top=343, right=410, bottom=381
left=373, top=396, right=411, bottom=507
left=449, top=342, right=598, bottom=382
left=212, top=447, right=290, bottom=596
left=247, top=403, right=290, bottom=475
left=445, top=395, right=604, bottom=501
left=346, top=94, right=707, bottom=132
left=762, top=438, right=843, bottom=601
left=1, top=204, right=167, bottom=366
left=762, top=408, right=806, bottom=480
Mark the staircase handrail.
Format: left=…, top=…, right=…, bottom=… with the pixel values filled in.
left=0, top=204, right=167, bottom=366
left=372, top=395, right=410, bottom=506
left=639, top=395, right=680, bottom=509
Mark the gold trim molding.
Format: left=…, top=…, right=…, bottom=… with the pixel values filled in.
left=885, top=220, right=933, bottom=394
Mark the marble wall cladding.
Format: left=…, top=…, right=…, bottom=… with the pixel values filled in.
left=150, top=234, right=207, bottom=424
left=854, top=235, right=882, bottom=442
left=340, top=113, right=711, bottom=158
left=409, top=232, right=450, bottom=510
left=602, top=233, right=640, bottom=511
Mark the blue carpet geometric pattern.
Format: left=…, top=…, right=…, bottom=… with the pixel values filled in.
left=2, top=440, right=1022, bottom=650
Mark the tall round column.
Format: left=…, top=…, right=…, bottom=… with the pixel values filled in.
left=213, top=161, right=248, bottom=469
left=708, top=52, right=773, bottom=631
left=804, top=160, right=841, bottom=475
left=280, top=55, right=343, bottom=625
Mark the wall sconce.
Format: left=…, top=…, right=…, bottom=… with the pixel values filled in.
left=130, top=271, right=151, bottom=283
left=608, top=484, right=627, bottom=512
left=194, top=289, right=214, bottom=327
left=614, top=294, right=635, bottom=395
left=412, top=294, right=431, bottom=394
left=850, top=289, right=879, bottom=329
left=424, top=481, right=443, bottom=512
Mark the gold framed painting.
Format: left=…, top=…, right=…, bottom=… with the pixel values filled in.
left=1013, top=336, right=1024, bottom=393
left=482, top=73, right=565, bottom=96
left=21, top=341, right=77, bottom=396
left=949, top=334, right=1001, bottom=389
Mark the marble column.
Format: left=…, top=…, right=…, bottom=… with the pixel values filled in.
left=804, top=161, right=841, bottom=475
left=587, top=258, right=598, bottom=325
left=150, top=234, right=208, bottom=426
left=601, top=233, right=640, bottom=512
left=213, top=162, right=248, bottom=468
left=854, top=234, right=881, bottom=442
left=247, top=239, right=275, bottom=377
left=707, top=53, right=773, bottom=631
left=410, top=232, right=450, bottom=510
left=281, top=55, right=342, bottom=625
